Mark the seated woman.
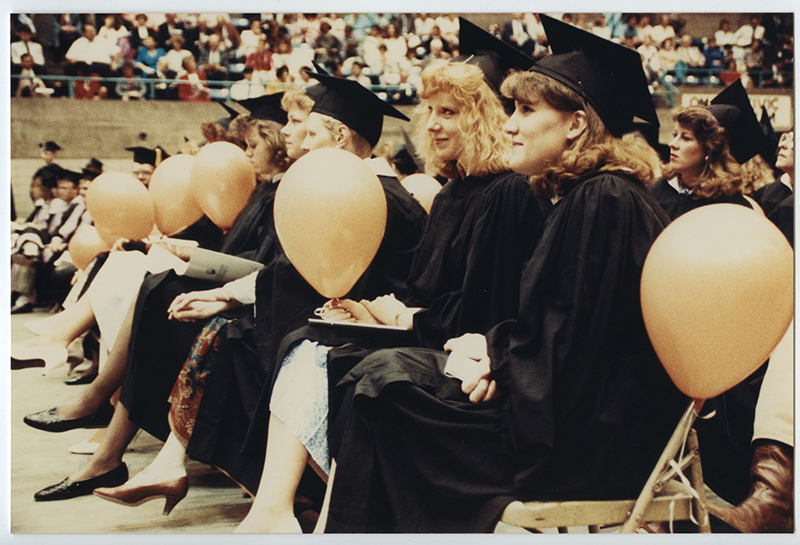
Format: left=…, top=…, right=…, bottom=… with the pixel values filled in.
left=27, top=95, right=293, bottom=502
left=320, top=15, right=689, bottom=533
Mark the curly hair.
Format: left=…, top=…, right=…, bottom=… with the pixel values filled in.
left=228, top=115, right=292, bottom=180
left=740, top=154, right=774, bottom=194
left=200, top=120, right=242, bottom=147
left=501, top=70, right=657, bottom=199
left=281, top=89, right=314, bottom=115
left=661, top=107, right=743, bottom=199
left=414, top=61, right=509, bottom=179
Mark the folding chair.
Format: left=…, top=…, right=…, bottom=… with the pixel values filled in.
left=500, top=401, right=711, bottom=533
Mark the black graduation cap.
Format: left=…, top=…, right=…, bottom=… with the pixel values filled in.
left=80, top=168, right=101, bottom=181
left=56, top=168, right=81, bottom=184
left=39, top=141, right=61, bottom=152
left=759, top=105, right=779, bottom=167
left=236, top=92, right=288, bottom=125
left=305, top=84, right=326, bottom=103
left=212, top=97, right=241, bottom=131
left=531, top=14, right=659, bottom=138
left=84, top=158, right=103, bottom=173
left=455, top=17, right=535, bottom=92
left=308, top=71, right=410, bottom=148
left=312, top=61, right=329, bottom=75
left=708, top=80, right=765, bottom=164
left=126, top=146, right=170, bottom=166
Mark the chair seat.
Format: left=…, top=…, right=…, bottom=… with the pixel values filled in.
left=502, top=488, right=694, bottom=530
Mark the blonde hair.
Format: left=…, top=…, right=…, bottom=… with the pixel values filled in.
left=740, top=154, right=775, bottom=194
left=501, top=70, right=656, bottom=199
left=318, top=115, right=372, bottom=158
left=281, top=89, right=314, bottom=114
left=661, top=107, right=744, bottom=199
left=623, top=132, right=663, bottom=182
left=229, top=115, right=292, bottom=180
left=415, top=61, right=509, bottom=179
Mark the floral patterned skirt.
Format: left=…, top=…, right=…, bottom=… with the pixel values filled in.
left=168, top=316, right=228, bottom=446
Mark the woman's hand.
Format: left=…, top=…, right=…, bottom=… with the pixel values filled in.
left=318, top=298, right=380, bottom=324
left=444, top=333, right=497, bottom=403
left=361, top=294, right=407, bottom=326
left=167, top=289, right=234, bottom=321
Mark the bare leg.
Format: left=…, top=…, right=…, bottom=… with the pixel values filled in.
left=22, top=294, right=95, bottom=348
left=234, top=414, right=313, bottom=534
left=124, top=431, right=187, bottom=487
left=313, top=460, right=335, bottom=534
left=69, top=401, right=139, bottom=481
left=57, top=300, right=135, bottom=420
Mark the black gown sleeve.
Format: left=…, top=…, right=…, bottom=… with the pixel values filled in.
left=412, top=173, right=548, bottom=349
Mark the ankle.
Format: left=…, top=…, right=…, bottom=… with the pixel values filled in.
left=71, top=457, right=121, bottom=481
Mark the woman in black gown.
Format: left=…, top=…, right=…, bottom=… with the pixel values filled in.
left=321, top=15, right=689, bottom=533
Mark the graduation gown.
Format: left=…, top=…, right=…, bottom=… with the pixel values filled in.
left=768, top=194, right=793, bottom=248
left=326, top=173, right=688, bottom=533
left=184, top=173, right=428, bottom=493
left=752, top=178, right=793, bottom=218
left=648, top=177, right=752, bottom=220
left=120, top=181, right=281, bottom=441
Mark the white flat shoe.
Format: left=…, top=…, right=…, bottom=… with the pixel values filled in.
left=24, top=315, right=60, bottom=336
left=68, top=439, right=100, bottom=455
left=10, top=343, right=68, bottom=376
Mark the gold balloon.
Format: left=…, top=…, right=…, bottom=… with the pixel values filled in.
left=85, top=172, right=155, bottom=242
left=641, top=204, right=793, bottom=399
left=190, top=142, right=256, bottom=230
left=68, top=224, right=110, bottom=270
left=274, top=148, right=387, bottom=298
left=400, top=173, right=441, bottom=214
left=149, top=155, right=205, bottom=236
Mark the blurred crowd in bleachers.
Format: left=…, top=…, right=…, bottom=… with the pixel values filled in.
left=10, top=12, right=794, bottom=103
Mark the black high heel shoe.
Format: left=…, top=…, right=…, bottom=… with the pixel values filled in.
left=34, top=464, right=128, bottom=501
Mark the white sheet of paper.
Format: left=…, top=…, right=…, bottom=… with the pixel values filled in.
left=145, top=244, right=189, bottom=275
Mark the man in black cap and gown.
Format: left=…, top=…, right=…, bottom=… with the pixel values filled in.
left=125, top=145, right=170, bottom=187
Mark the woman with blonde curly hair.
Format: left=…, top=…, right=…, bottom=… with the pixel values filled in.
left=330, top=60, right=547, bottom=347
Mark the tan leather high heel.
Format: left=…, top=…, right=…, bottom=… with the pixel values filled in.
left=94, top=475, right=189, bottom=516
